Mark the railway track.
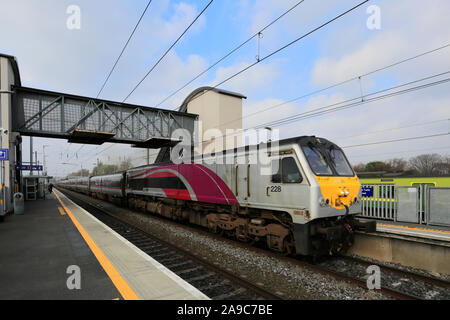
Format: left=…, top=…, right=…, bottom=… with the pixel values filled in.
left=339, top=255, right=450, bottom=289
left=60, top=188, right=449, bottom=300
left=60, top=189, right=283, bottom=300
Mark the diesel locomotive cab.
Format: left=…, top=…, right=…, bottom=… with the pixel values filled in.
left=296, top=137, right=375, bottom=256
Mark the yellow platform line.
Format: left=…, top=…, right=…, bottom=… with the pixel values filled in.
left=378, top=223, right=450, bottom=235
left=58, top=207, right=66, bottom=216
left=54, top=190, right=140, bottom=300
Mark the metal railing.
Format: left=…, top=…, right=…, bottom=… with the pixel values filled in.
left=360, top=184, right=396, bottom=221
left=359, top=183, right=450, bottom=228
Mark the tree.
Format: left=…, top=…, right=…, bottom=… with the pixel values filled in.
left=365, top=161, right=390, bottom=172
left=69, top=168, right=90, bottom=177
left=118, top=158, right=133, bottom=171
left=435, top=155, right=450, bottom=176
left=353, top=163, right=366, bottom=172
left=408, top=153, right=443, bottom=176
left=386, top=158, right=407, bottom=172
left=91, top=162, right=119, bottom=176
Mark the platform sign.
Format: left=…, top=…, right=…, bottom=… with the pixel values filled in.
left=361, top=186, right=373, bottom=197
left=0, top=149, right=8, bottom=161
left=15, top=165, right=43, bottom=171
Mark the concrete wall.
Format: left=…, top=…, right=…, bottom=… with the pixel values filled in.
left=0, top=57, right=18, bottom=213
left=349, top=232, right=450, bottom=275
left=187, top=90, right=243, bottom=154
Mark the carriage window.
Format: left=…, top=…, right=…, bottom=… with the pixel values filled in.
left=271, top=159, right=281, bottom=183
left=271, top=157, right=303, bottom=183
left=282, top=157, right=303, bottom=183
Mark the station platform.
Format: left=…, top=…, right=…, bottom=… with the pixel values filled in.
left=375, top=221, right=450, bottom=242
left=356, top=217, right=450, bottom=242
left=0, top=190, right=208, bottom=300
left=352, top=218, right=450, bottom=275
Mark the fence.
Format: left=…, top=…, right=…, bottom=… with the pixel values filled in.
left=359, top=184, right=450, bottom=227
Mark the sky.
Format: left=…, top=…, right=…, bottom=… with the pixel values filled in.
left=0, top=0, right=449, bottom=178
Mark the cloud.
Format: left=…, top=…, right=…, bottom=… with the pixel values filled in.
left=211, top=60, right=279, bottom=96
left=124, top=51, right=209, bottom=107
left=1, top=0, right=209, bottom=177
left=242, top=97, right=298, bottom=129
left=311, top=0, right=450, bottom=86
left=6, top=0, right=450, bottom=177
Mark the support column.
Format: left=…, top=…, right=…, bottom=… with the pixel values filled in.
left=0, top=54, right=21, bottom=213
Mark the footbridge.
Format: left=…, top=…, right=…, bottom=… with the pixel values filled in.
left=12, top=86, right=197, bottom=148
left=0, top=53, right=198, bottom=214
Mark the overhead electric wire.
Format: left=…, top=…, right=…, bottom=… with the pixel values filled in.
left=184, top=0, right=369, bottom=110
left=348, top=145, right=450, bottom=159
left=215, top=43, right=450, bottom=130
left=342, top=132, right=450, bottom=149
left=335, top=118, right=450, bottom=141
left=253, top=71, right=450, bottom=128
left=96, top=0, right=153, bottom=98
left=86, top=0, right=366, bottom=161
left=155, top=0, right=307, bottom=108
left=199, top=71, right=450, bottom=143
left=122, top=0, right=215, bottom=103
left=65, top=144, right=85, bottom=163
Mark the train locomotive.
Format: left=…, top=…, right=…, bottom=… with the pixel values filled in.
left=58, top=136, right=375, bottom=257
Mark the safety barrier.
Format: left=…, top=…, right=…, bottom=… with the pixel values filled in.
left=360, top=184, right=396, bottom=221
left=359, top=184, right=450, bottom=228
left=427, top=187, right=450, bottom=227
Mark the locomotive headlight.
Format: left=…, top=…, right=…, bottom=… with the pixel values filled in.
left=345, top=189, right=350, bottom=196
left=340, top=190, right=345, bottom=196
left=319, top=198, right=325, bottom=206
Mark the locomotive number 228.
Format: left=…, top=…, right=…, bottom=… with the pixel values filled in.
left=270, top=186, right=281, bottom=192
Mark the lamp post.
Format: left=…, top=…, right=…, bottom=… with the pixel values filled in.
left=42, top=144, right=50, bottom=175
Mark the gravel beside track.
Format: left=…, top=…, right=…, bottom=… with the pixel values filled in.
left=60, top=190, right=282, bottom=300
left=59, top=188, right=449, bottom=300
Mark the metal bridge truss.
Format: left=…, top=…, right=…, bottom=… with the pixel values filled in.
left=12, top=86, right=197, bottom=147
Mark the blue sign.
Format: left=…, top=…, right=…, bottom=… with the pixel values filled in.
left=0, top=149, right=8, bottom=161
left=15, top=165, right=43, bottom=171
left=361, top=186, right=373, bottom=197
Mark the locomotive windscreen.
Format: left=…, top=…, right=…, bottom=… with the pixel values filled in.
left=301, top=142, right=354, bottom=177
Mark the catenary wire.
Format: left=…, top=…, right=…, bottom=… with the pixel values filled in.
left=348, top=145, right=450, bottom=159
left=198, top=71, right=450, bottom=143
left=181, top=0, right=369, bottom=110
left=214, top=43, right=450, bottom=130
left=342, top=132, right=450, bottom=149
left=155, top=0, right=307, bottom=108
left=122, top=0, right=215, bottom=103
left=96, top=0, right=153, bottom=98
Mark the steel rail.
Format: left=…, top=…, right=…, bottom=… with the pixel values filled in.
left=59, top=188, right=283, bottom=300
left=339, top=255, right=450, bottom=289
left=59, top=188, right=438, bottom=300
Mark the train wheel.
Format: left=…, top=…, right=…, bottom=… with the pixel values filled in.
left=283, top=237, right=295, bottom=256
